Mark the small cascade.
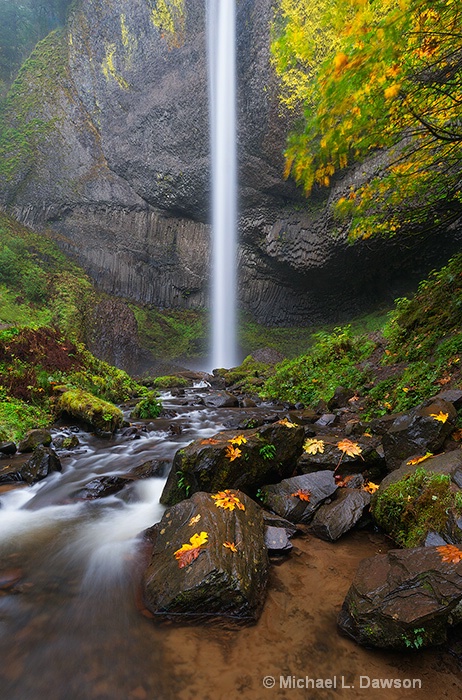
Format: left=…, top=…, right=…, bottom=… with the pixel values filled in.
left=207, top=0, right=238, bottom=370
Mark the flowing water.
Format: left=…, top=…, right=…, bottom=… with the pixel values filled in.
left=207, top=0, right=238, bottom=370
left=0, top=388, right=460, bottom=699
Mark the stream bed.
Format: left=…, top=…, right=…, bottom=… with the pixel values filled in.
left=0, top=387, right=460, bottom=700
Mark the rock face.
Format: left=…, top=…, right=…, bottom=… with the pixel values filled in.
left=143, top=490, right=268, bottom=622
left=338, top=547, right=462, bottom=649
left=309, top=488, right=371, bottom=542
left=260, top=471, right=337, bottom=524
left=1, top=0, right=461, bottom=326
left=161, top=422, right=305, bottom=505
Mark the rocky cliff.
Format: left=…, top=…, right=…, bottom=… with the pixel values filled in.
left=0, top=0, right=460, bottom=325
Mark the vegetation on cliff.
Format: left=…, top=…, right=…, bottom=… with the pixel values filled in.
left=272, top=0, right=462, bottom=239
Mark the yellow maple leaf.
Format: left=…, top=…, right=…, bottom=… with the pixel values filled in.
left=436, top=544, right=462, bottom=565
left=303, top=438, right=325, bottom=455
left=225, top=445, right=242, bottom=461
left=228, top=434, right=247, bottom=446
left=223, top=541, right=238, bottom=553
left=337, top=439, right=363, bottom=458
left=430, top=411, right=449, bottom=423
left=174, top=531, right=208, bottom=568
left=384, top=83, right=401, bottom=99
left=188, top=514, right=201, bottom=526
left=277, top=418, right=297, bottom=428
left=211, top=490, right=245, bottom=511
left=362, top=481, right=379, bottom=494
left=406, top=452, right=433, bottom=466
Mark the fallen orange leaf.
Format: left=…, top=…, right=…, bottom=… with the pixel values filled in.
left=290, top=488, right=311, bottom=502
left=200, top=438, right=220, bottom=445
left=223, top=541, right=238, bottom=553
left=277, top=418, right=297, bottom=428
left=337, top=439, right=363, bottom=458
left=225, top=445, right=242, bottom=461
left=362, top=481, right=379, bottom=494
left=436, top=544, right=462, bottom=564
left=228, top=434, right=247, bottom=446
left=211, top=490, right=245, bottom=511
left=174, top=531, right=208, bottom=569
left=406, top=452, right=433, bottom=466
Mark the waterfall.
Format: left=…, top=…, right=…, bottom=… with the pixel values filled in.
left=207, top=0, right=238, bottom=370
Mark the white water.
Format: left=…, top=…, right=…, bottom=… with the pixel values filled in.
left=207, top=0, right=238, bottom=370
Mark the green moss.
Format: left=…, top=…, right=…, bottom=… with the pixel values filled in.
left=372, top=468, right=458, bottom=547
left=0, top=397, right=52, bottom=442
left=152, top=375, right=189, bottom=389
left=130, top=305, right=207, bottom=360
left=57, top=389, right=123, bottom=433
left=131, top=391, right=162, bottom=419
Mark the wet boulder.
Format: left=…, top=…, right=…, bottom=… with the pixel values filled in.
left=0, top=442, right=17, bottom=457
left=203, top=391, right=239, bottom=408
left=19, top=446, right=62, bottom=484
left=18, top=429, right=52, bottom=453
left=160, top=421, right=305, bottom=505
left=74, top=475, right=130, bottom=500
left=308, top=488, right=371, bottom=542
left=382, top=399, right=457, bottom=471
left=297, top=434, right=384, bottom=475
left=128, top=459, right=170, bottom=479
left=143, top=490, right=268, bottom=622
left=265, top=526, right=293, bottom=554
left=57, top=389, right=123, bottom=433
left=371, top=451, right=462, bottom=547
left=259, top=471, right=337, bottom=524
left=327, top=386, right=356, bottom=410
left=338, top=546, right=462, bottom=649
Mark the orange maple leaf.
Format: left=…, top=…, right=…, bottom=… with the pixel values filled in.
left=406, top=452, right=433, bottom=466
left=277, top=418, right=297, bottom=428
left=337, top=439, right=363, bottom=458
left=223, top=541, right=238, bottom=553
left=362, top=481, right=379, bottom=494
left=225, top=445, right=242, bottom=461
left=211, top=490, right=245, bottom=511
left=200, top=438, right=220, bottom=445
left=290, top=488, right=311, bottom=502
left=174, top=531, right=208, bottom=569
left=436, top=544, right=462, bottom=564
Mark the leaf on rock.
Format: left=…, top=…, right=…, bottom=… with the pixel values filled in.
left=436, top=544, right=462, bottom=564
left=337, top=439, right=363, bottom=458
left=223, top=541, right=238, bottom=553
left=362, top=480, right=379, bottom=494
left=225, top=445, right=242, bottom=461
left=277, top=418, right=297, bottom=428
left=335, top=474, right=355, bottom=488
left=303, top=438, right=325, bottom=455
left=174, top=531, right=209, bottom=569
left=188, top=514, right=201, bottom=526
left=290, top=488, right=311, bottom=502
left=452, top=428, right=462, bottom=442
left=406, top=452, right=433, bottom=466
left=211, top=490, right=246, bottom=511
left=430, top=411, right=449, bottom=423
left=228, top=434, right=247, bottom=446
left=200, top=438, right=220, bottom=445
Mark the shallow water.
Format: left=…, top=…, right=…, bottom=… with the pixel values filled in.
left=0, top=390, right=460, bottom=699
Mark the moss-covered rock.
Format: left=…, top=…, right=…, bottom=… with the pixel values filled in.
left=57, top=389, right=123, bottom=433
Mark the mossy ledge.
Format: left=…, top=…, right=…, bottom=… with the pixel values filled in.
left=57, top=389, right=123, bottom=433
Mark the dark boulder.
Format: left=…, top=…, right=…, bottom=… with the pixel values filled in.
left=161, top=422, right=305, bottom=505
left=74, top=475, right=130, bottom=500
left=297, top=434, right=384, bottom=475
left=327, top=386, right=356, bottom=410
left=18, top=429, right=52, bottom=453
left=0, top=442, right=17, bottom=457
left=19, top=446, right=62, bottom=484
left=203, top=391, right=239, bottom=408
left=382, top=399, right=457, bottom=471
left=260, top=471, right=337, bottom=524
left=265, top=526, right=293, bottom=554
left=338, top=546, right=462, bottom=649
left=128, top=459, right=170, bottom=479
left=143, top=490, right=268, bottom=622
left=308, top=488, right=371, bottom=542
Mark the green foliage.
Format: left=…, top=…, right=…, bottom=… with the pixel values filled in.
left=131, top=305, right=207, bottom=360
left=402, top=628, right=426, bottom=651
left=131, top=391, right=162, bottom=420
left=176, top=470, right=191, bottom=497
left=272, top=0, right=462, bottom=239
left=0, top=397, right=52, bottom=442
left=239, top=313, right=315, bottom=358
left=372, top=468, right=456, bottom=547
left=262, top=325, right=374, bottom=405
left=152, top=375, right=189, bottom=389
left=259, top=443, right=277, bottom=461
left=222, top=355, right=273, bottom=393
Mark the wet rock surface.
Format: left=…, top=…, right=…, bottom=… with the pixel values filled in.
left=143, top=490, right=268, bottom=622
left=338, top=546, right=462, bottom=649
left=261, top=471, right=338, bottom=524
left=18, top=429, right=52, bottom=453
left=309, top=488, right=371, bottom=542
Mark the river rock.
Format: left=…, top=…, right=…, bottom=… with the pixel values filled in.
left=327, top=386, right=356, bottom=410
left=338, top=546, right=462, bottom=649
left=18, top=429, right=52, bottom=453
left=160, top=421, right=305, bottom=505
left=0, top=442, right=17, bottom=457
left=19, top=446, right=62, bottom=484
left=203, top=391, right=239, bottom=408
left=74, top=475, right=130, bottom=500
left=265, top=526, right=293, bottom=553
left=260, top=471, right=337, bottom=524
left=143, top=490, right=268, bottom=622
left=128, top=459, right=170, bottom=479
left=382, top=399, right=457, bottom=471
left=308, top=488, right=371, bottom=542
left=297, top=434, right=383, bottom=474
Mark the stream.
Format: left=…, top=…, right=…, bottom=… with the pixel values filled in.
left=0, top=387, right=460, bottom=700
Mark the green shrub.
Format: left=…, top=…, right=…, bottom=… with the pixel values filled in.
left=131, top=391, right=162, bottom=419
left=152, top=375, right=189, bottom=389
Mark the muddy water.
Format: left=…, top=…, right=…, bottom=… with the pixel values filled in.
left=0, top=389, right=460, bottom=700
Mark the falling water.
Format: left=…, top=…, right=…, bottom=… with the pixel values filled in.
left=207, top=0, right=238, bottom=370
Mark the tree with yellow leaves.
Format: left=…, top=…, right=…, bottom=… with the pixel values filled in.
left=272, top=0, right=462, bottom=239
